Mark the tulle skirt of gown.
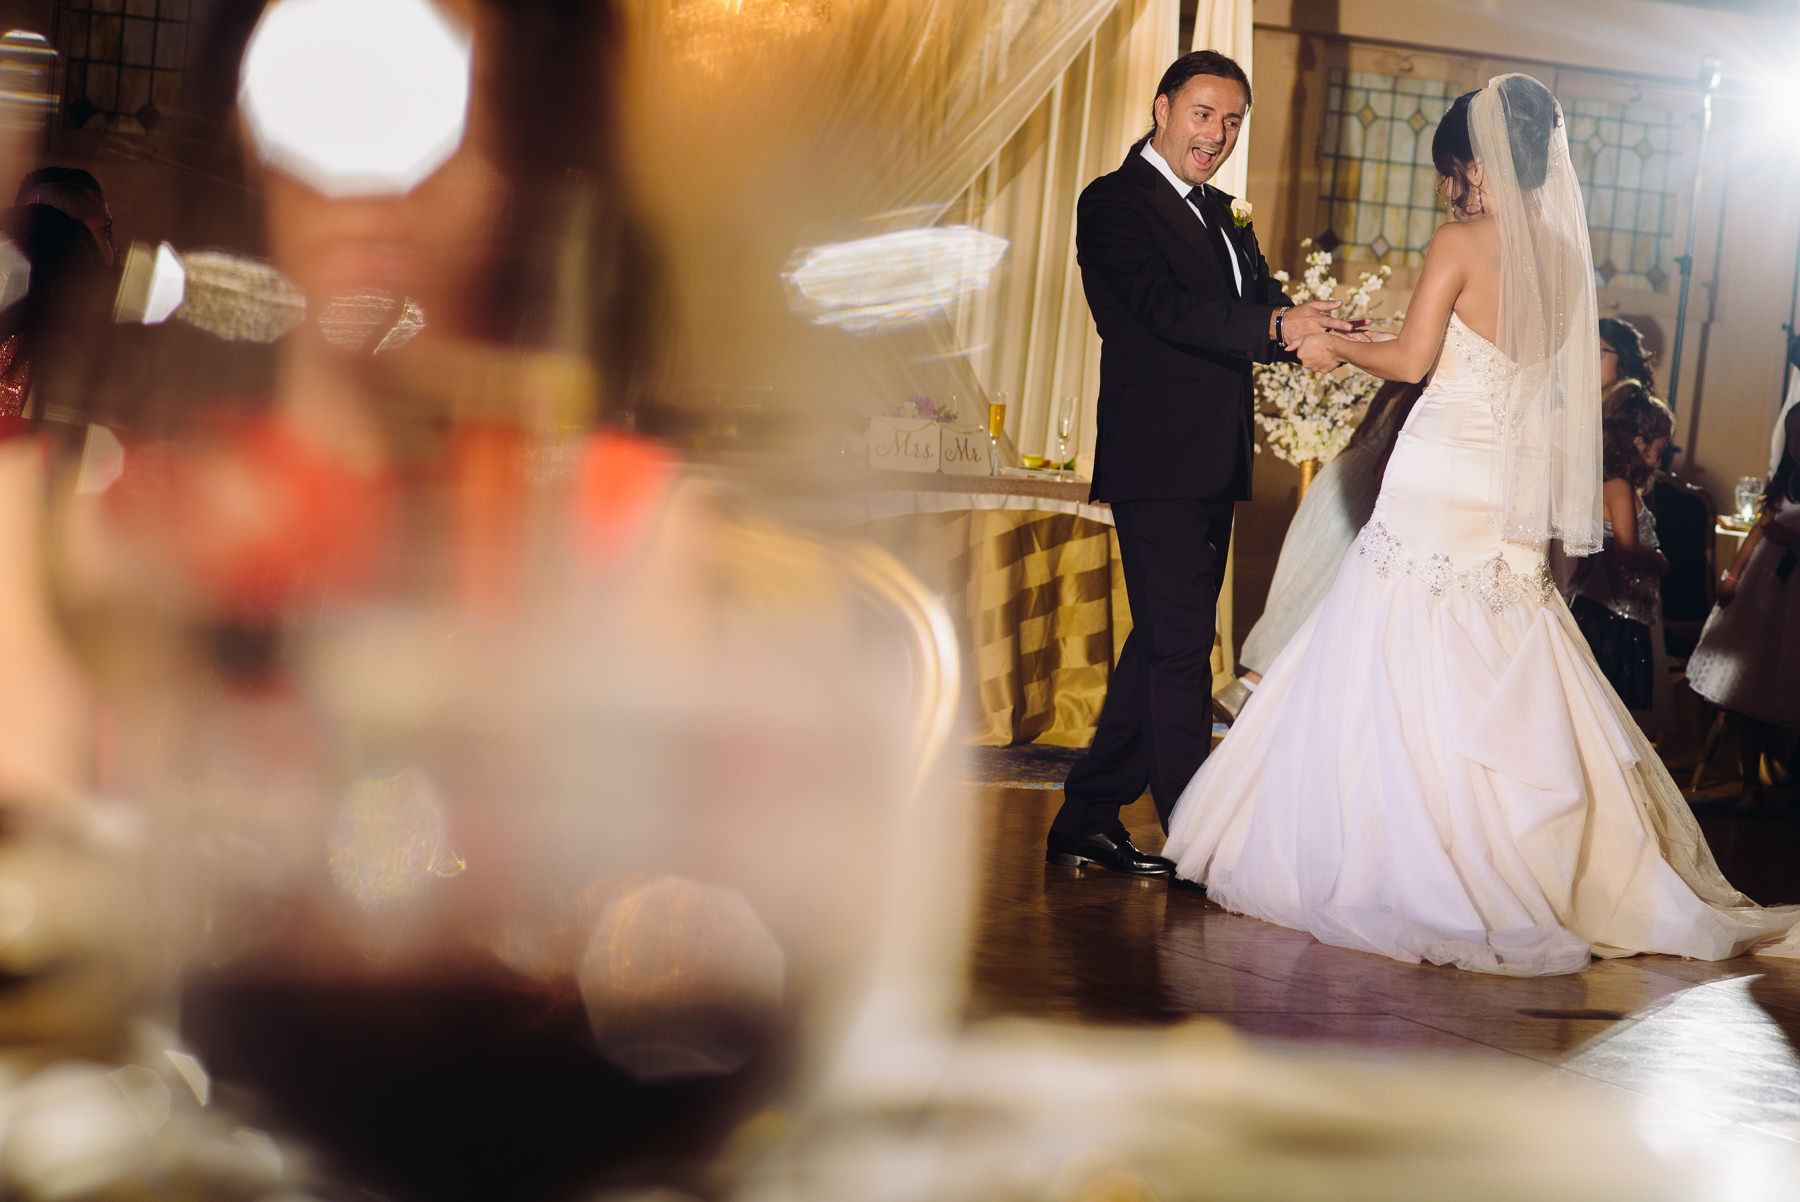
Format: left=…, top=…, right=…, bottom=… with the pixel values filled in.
left=1163, top=315, right=1800, bottom=976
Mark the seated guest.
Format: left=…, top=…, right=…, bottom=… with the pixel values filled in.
left=1563, top=390, right=1672, bottom=711
left=1651, top=454, right=1715, bottom=659
left=1595, top=317, right=1713, bottom=657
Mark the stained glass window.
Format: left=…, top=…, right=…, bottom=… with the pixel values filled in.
left=1566, top=99, right=1681, bottom=293
left=1315, top=70, right=1685, bottom=293
left=1315, top=69, right=1454, bottom=270
left=55, top=0, right=187, bottom=135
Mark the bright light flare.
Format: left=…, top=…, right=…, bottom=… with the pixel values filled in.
left=327, top=767, right=467, bottom=912
left=238, top=0, right=473, bottom=198
left=578, top=875, right=786, bottom=1082
left=0, top=30, right=58, bottom=131
left=0, top=236, right=26, bottom=312
left=785, top=226, right=1009, bottom=334
left=143, top=242, right=185, bottom=325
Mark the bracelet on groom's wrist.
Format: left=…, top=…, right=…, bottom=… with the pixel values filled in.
left=1274, top=306, right=1289, bottom=345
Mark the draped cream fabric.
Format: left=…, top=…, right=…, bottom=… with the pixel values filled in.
left=623, top=0, right=1151, bottom=406
left=623, top=0, right=1188, bottom=441
left=1192, top=0, right=1254, bottom=199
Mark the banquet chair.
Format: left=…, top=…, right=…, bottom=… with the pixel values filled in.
left=1652, top=470, right=1716, bottom=661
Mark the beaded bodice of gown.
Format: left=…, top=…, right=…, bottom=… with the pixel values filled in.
left=1354, top=312, right=1554, bottom=612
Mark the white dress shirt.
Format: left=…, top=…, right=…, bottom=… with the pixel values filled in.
left=1139, top=140, right=1243, bottom=297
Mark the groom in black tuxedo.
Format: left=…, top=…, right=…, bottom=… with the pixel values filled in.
left=1048, top=51, right=1352, bottom=878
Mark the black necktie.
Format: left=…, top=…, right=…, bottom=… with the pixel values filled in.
left=1186, top=186, right=1240, bottom=294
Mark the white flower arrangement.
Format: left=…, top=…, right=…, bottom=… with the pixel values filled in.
left=1255, top=239, right=1393, bottom=467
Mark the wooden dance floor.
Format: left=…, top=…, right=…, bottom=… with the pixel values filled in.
left=968, top=782, right=1800, bottom=1160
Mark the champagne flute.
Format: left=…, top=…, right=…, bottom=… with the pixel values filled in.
left=1055, top=394, right=1078, bottom=471
left=987, top=393, right=1007, bottom=474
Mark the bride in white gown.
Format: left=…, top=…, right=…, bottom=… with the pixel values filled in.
left=1161, top=74, right=1800, bottom=976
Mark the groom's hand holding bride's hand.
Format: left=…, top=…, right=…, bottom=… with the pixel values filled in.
left=1289, top=329, right=1398, bottom=372
left=1271, top=299, right=1357, bottom=344
left=1290, top=333, right=1342, bottom=372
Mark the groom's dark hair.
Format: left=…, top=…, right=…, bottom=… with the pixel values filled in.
left=1151, top=50, right=1252, bottom=133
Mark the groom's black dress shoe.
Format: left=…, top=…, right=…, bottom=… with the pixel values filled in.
left=1045, top=829, right=1175, bottom=876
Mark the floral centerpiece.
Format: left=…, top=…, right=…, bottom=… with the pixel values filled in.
left=894, top=394, right=961, bottom=423
left=1255, top=240, right=1392, bottom=469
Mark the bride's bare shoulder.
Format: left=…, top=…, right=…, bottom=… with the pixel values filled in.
left=1422, top=220, right=1502, bottom=280
left=1425, top=219, right=1481, bottom=255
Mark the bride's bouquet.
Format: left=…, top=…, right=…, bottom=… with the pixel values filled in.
left=1254, top=240, right=1391, bottom=467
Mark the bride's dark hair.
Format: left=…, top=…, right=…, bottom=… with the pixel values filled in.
left=1599, top=317, right=1657, bottom=397
left=1432, top=90, right=1480, bottom=214
left=1431, top=76, right=1558, bottom=213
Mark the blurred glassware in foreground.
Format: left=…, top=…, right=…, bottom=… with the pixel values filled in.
left=1736, top=475, right=1765, bottom=519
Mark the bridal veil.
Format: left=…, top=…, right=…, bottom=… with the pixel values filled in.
left=1471, top=74, right=1604, bottom=556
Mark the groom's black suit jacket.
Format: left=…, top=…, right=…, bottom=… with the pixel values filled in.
left=1077, top=140, right=1293, bottom=503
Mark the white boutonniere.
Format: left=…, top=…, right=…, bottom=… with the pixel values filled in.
left=1229, top=198, right=1253, bottom=229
